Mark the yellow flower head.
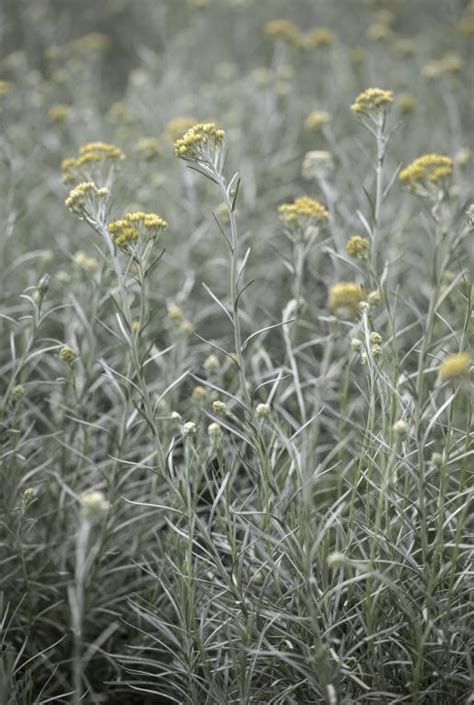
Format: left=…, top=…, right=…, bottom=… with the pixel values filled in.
left=346, top=235, right=370, bottom=258
left=65, top=181, right=109, bottom=219
left=264, top=19, right=302, bottom=47
left=303, top=27, right=336, bottom=49
left=59, top=345, right=77, bottom=364
left=0, top=80, right=12, bottom=96
left=422, top=53, right=462, bottom=80
left=399, top=154, right=452, bottom=193
left=107, top=211, right=167, bottom=251
left=328, top=282, right=364, bottom=318
left=305, top=110, right=331, bottom=131
left=439, top=352, right=470, bottom=381
left=174, top=122, right=225, bottom=163
left=48, top=104, right=70, bottom=123
left=398, top=92, right=416, bottom=113
left=73, top=250, right=99, bottom=270
left=278, top=196, right=329, bottom=230
left=62, top=142, right=124, bottom=184
left=351, top=87, right=394, bottom=117
left=135, top=136, right=161, bottom=160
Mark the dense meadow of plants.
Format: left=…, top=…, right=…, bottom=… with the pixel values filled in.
left=0, top=0, right=473, bottom=703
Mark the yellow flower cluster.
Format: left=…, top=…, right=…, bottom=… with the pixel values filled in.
left=351, top=88, right=394, bottom=116
left=399, top=154, right=452, bottom=192
left=48, top=104, right=69, bottom=123
left=165, top=116, right=198, bottom=143
left=264, top=19, right=301, bottom=46
left=107, top=211, right=168, bottom=250
left=174, top=122, right=225, bottom=162
left=422, top=53, right=462, bottom=80
left=59, top=345, right=77, bottom=363
left=305, top=110, right=331, bottom=131
left=439, top=352, right=470, bottom=381
left=346, top=235, right=370, bottom=258
left=328, top=282, right=364, bottom=318
left=303, top=27, right=336, bottom=48
left=73, top=250, right=99, bottom=270
left=65, top=181, right=109, bottom=217
left=62, top=142, right=124, bottom=183
left=135, top=137, right=161, bottom=160
left=0, top=80, right=11, bottom=96
left=278, top=196, right=329, bottom=228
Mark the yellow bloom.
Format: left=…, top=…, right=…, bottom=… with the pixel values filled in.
left=174, top=122, right=225, bottom=162
left=278, top=196, right=329, bottom=229
left=399, top=154, right=452, bottom=193
left=328, top=282, right=364, bottom=318
left=422, top=53, right=462, bottom=80
left=107, top=211, right=167, bottom=250
left=346, top=235, right=370, bottom=258
left=303, top=27, right=336, bottom=48
left=135, top=136, right=161, bottom=160
left=264, top=19, right=302, bottom=47
left=73, top=250, right=99, bottom=270
left=0, top=80, right=12, bottom=96
left=59, top=345, right=77, bottom=364
left=398, top=92, right=416, bottom=113
left=439, top=352, right=470, bottom=381
left=48, top=104, right=70, bottom=123
left=305, top=110, right=331, bottom=131
left=65, top=181, right=109, bottom=218
left=62, top=142, right=124, bottom=183
left=351, top=87, right=394, bottom=116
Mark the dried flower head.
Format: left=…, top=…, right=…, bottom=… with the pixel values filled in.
left=393, top=419, right=408, bottom=435
left=346, top=235, right=370, bottom=258
left=65, top=181, right=109, bottom=220
left=62, top=142, right=124, bottom=184
left=174, top=122, right=225, bottom=165
left=107, top=211, right=167, bottom=251
left=305, top=110, right=331, bottom=131
left=208, top=422, right=223, bottom=442
left=264, top=20, right=302, bottom=47
left=302, top=150, right=334, bottom=180
left=422, top=53, right=462, bottom=81
left=278, top=196, right=329, bottom=230
left=135, top=137, right=161, bottom=160
left=303, top=27, right=336, bottom=49
left=73, top=250, right=99, bottom=270
left=367, top=22, right=391, bottom=41
left=399, top=154, right=452, bottom=195
left=212, top=400, right=227, bottom=415
left=48, top=104, right=70, bottom=123
left=183, top=421, right=197, bottom=436
left=351, top=88, right=394, bottom=118
left=439, top=352, right=470, bottom=381
left=328, top=282, right=364, bottom=318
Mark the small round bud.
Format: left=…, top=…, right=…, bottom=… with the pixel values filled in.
left=327, top=552, right=347, bottom=569
left=170, top=411, right=181, bottom=421
left=368, top=289, right=381, bottom=305
left=37, top=273, right=51, bottom=296
left=192, top=385, right=207, bottom=402
left=12, top=384, right=25, bottom=401
left=431, top=452, right=444, bottom=467
left=80, top=490, right=110, bottom=522
left=370, top=332, right=382, bottom=345
left=371, top=343, right=382, bottom=358
left=350, top=337, right=362, bottom=351
left=203, top=353, right=220, bottom=374
left=23, top=487, right=36, bottom=502
left=393, top=419, right=408, bottom=436
left=256, top=403, right=271, bottom=418
left=59, top=345, right=77, bottom=364
left=212, top=400, right=227, bottom=416
left=182, top=421, right=197, bottom=436
left=208, top=422, right=223, bottom=443
left=250, top=571, right=264, bottom=586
